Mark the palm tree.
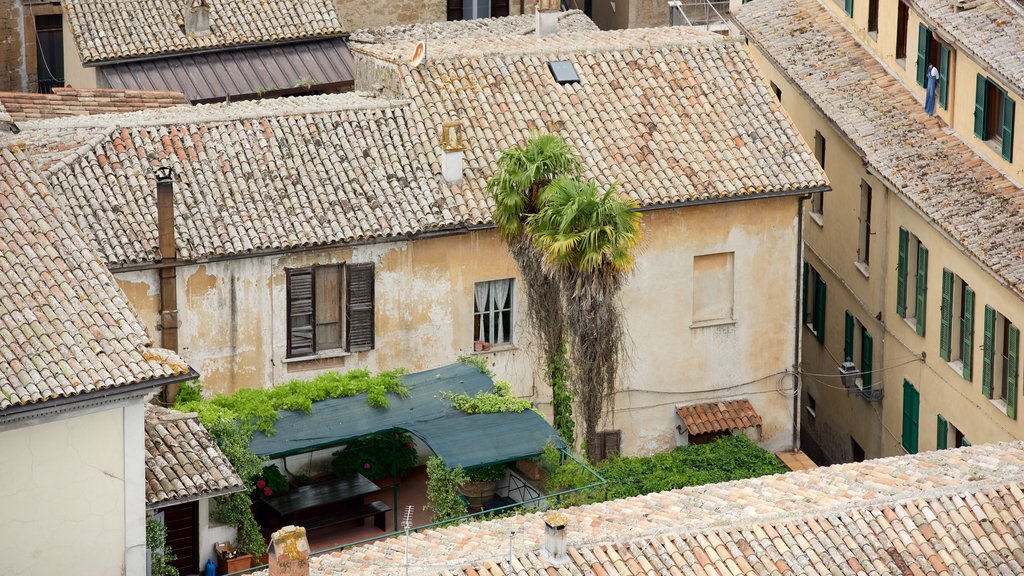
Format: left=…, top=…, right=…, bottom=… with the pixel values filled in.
left=528, top=177, right=642, bottom=461
left=487, top=134, right=581, bottom=444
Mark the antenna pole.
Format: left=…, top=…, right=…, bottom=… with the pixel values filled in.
left=403, top=505, right=415, bottom=576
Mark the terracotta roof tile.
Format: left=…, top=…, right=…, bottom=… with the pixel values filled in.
left=63, top=0, right=344, bottom=63
left=0, top=88, right=187, bottom=122
left=735, top=0, right=1024, bottom=299
left=144, top=405, right=244, bottom=507
left=348, top=10, right=597, bottom=45
left=0, top=146, right=189, bottom=412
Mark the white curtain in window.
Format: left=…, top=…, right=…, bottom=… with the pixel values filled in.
left=492, top=279, right=511, bottom=343
left=475, top=282, right=490, bottom=342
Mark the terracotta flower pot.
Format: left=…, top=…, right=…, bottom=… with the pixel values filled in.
left=458, top=480, right=498, bottom=509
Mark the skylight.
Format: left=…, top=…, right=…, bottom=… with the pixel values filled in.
left=548, top=61, right=580, bottom=85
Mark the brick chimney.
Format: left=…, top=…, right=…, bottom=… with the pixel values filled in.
left=269, top=526, right=310, bottom=576
left=440, top=121, right=465, bottom=184
left=536, top=0, right=559, bottom=36
left=155, top=167, right=180, bottom=401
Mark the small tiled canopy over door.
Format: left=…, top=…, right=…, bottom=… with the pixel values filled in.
left=163, top=501, right=199, bottom=574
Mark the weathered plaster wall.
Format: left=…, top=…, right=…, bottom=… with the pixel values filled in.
left=0, top=406, right=128, bottom=575
left=115, top=197, right=798, bottom=455
left=334, top=0, right=448, bottom=31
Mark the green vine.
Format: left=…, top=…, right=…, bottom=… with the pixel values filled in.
left=548, top=342, right=575, bottom=446
left=424, top=456, right=468, bottom=522
left=146, top=518, right=179, bottom=576
left=457, top=355, right=494, bottom=378
left=442, top=380, right=532, bottom=414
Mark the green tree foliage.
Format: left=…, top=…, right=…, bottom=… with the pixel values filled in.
left=424, top=456, right=469, bottom=522
left=146, top=518, right=179, bottom=576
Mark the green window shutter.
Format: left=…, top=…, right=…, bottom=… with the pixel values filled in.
left=963, top=286, right=975, bottom=381
left=916, top=245, right=928, bottom=336
left=1001, top=92, right=1015, bottom=162
left=936, top=415, right=947, bottom=449
left=938, top=44, right=950, bottom=109
left=916, top=25, right=930, bottom=87
left=844, top=0, right=854, bottom=16
left=1009, top=325, right=1019, bottom=420
left=940, top=269, right=953, bottom=360
left=862, top=329, right=873, bottom=392
left=814, top=275, right=827, bottom=343
left=897, top=228, right=908, bottom=317
left=982, top=305, right=995, bottom=398
left=802, top=261, right=810, bottom=325
left=902, top=380, right=919, bottom=454
left=844, top=311, right=854, bottom=362
left=975, top=75, right=988, bottom=139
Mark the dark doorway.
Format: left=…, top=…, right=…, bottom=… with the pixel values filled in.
left=851, top=438, right=865, bottom=462
left=162, top=501, right=199, bottom=575
left=34, top=14, right=64, bottom=93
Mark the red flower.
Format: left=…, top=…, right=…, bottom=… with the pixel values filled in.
left=256, top=480, right=266, bottom=488
left=406, top=442, right=415, bottom=449
left=363, top=463, right=371, bottom=469
left=263, top=487, right=272, bottom=496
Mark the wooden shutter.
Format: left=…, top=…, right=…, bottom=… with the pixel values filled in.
left=939, top=269, right=953, bottom=361
left=844, top=311, right=854, bottom=362
left=896, top=228, right=908, bottom=317
left=902, top=380, right=919, bottom=454
left=492, top=0, right=510, bottom=17
left=861, top=329, right=873, bottom=392
left=844, top=0, right=854, bottom=16
left=447, top=0, right=463, bottom=20
left=814, top=274, right=827, bottom=343
left=916, top=25, right=929, bottom=87
left=974, top=75, right=988, bottom=139
left=1001, top=92, right=1015, bottom=162
left=603, top=430, right=621, bottom=460
left=982, top=305, right=995, bottom=398
left=813, top=131, right=825, bottom=169
left=315, top=265, right=342, bottom=351
left=1008, top=325, right=1019, bottom=420
left=802, top=261, right=810, bottom=325
left=936, top=415, right=947, bottom=450
left=286, top=268, right=315, bottom=357
left=938, top=43, right=950, bottom=109
left=346, top=263, right=375, bottom=352
left=916, top=245, right=928, bottom=336
left=962, top=286, right=975, bottom=381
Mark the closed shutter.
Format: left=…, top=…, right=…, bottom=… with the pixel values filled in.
left=916, top=245, right=928, bottom=336
left=844, top=311, right=854, bottom=362
left=1001, top=92, right=1015, bottom=162
left=963, top=286, right=975, bottom=381
left=814, top=274, right=827, bottom=343
left=346, top=263, right=375, bottom=352
left=974, top=75, right=988, bottom=138
left=896, top=228, right=908, bottom=317
left=802, top=261, right=810, bottom=325
left=916, top=25, right=929, bottom=87
left=844, top=0, right=854, bottom=16
left=939, top=269, right=953, bottom=360
left=286, top=268, right=315, bottom=357
left=938, top=43, right=950, bottom=109
left=861, top=329, right=873, bottom=392
left=902, top=380, right=919, bottom=454
left=936, top=415, right=947, bottom=450
left=447, top=0, right=463, bottom=20
left=603, top=430, right=621, bottom=460
left=492, top=0, right=510, bottom=17
left=813, top=131, right=825, bottom=168
left=982, top=305, right=995, bottom=398
left=1009, top=325, right=1019, bottom=420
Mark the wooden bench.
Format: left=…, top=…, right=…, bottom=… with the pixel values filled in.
left=301, top=500, right=391, bottom=533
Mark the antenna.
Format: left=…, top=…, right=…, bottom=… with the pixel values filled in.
left=403, top=505, right=415, bottom=576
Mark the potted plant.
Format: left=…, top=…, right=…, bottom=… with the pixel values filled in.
left=253, top=464, right=289, bottom=499
left=458, top=463, right=506, bottom=509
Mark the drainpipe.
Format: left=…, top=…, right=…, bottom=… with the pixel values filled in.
left=156, top=167, right=181, bottom=403
left=792, top=196, right=806, bottom=452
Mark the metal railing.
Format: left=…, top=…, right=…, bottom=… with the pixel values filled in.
left=668, top=0, right=728, bottom=30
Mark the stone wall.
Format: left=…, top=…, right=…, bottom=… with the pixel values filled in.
left=0, top=0, right=27, bottom=91
left=630, top=0, right=669, bottom=28
left=334, top=0, right=446, bottom=30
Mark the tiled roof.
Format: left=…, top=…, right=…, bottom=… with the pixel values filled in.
left=279, top=441, right=1024, bottom=576
left=0, top=88, right=187, bottom=122
left=145, top=405, right=244, bottom=508
left=676, top=399, right=762, bottom=435
left=909, top=0, right=1024, bottom=96
left=17, top=27, right=825, bottom=266
left=348, top=10, right=597, bottom=44
left=0, top=146, right=190, bottom=412
left=736, top=0, right=1024, bottom=298
left=0, top=100, right=11, bottom=124
left=63, top=0, right=344, bottom=63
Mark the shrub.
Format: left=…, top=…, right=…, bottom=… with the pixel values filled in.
left=443, top=380, right=532, bottom=414
left=425, top=456, right=468, bottom=522
left=253, top=464, right=289, bottom=498
left=146, top=518, right=179, bottom=576
left=331, top=431, right=418, bottom=481
left=464, top=463, right=506, bottom=482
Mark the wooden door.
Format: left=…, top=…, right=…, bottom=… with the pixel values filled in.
left=163, top=501, right=199, bottom=575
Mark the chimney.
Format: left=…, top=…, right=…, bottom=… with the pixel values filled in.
left=541, top=512, right=570, bottom=564
left=183, top=0, right=211, bottom=35
left=440, top=121, right=465, bottom=184
left=269, top=526, right=310, bottom=576
left=536, top=0, right=559, bottom=36
left=155, top=167, right=180, bottom=402
left=156, top=167, right=175, bottom=261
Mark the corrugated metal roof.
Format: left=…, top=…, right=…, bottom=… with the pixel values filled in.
left=99, top=38, right=355, bottom=103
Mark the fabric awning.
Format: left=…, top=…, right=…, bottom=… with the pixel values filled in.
left=249, top=362, right=565, bottom=470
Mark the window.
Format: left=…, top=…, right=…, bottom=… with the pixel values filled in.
left=896, top=1, right=909, bottom=61
left=982, top=306, right=1019, bottom=418
left=867, top=0, right=878, bottom=35
left=811, top=131, right=826, bottom=218
left=806, top=394, right=817, bottom=420
left=939, top=269, right=973, bottom=380
left=587, top=430, right=621, bottom=462
left=857, top=181, right=872, bottom=268
left=844, top=312, right=873, bottom=391
left=770, top=81, right=782, bottom=102
left=34, top=14, right=64, bottom=94
left=915, top=25, right=951, bottom=109
left=974, top=75, right=1016, bottom=162
left=692, top=252, right=734, bottom=324
left=447, top=0, right=509, bottom=20
left=896, top=228, right=928, bottom=335
left=474, top=279, right=514, bottom=347
left=937, top=416, right=970, bottom=449
left=838, top=0, right=853, bottom=17
left=286, top=263, right=375, bottom=358
left=902, top=379, right=919, bottom=454
left=803, top=262, right=826, bottom=343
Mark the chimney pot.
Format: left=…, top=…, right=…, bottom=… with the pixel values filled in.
left=536, top=3, right=559, bottom=36
left=440, top=122, right=465, bottom=184
left=541, top=512, right=570, bottom=564
left=269, top=526, right=310, bottom=576
left=155, top=168, right=176, bottom=261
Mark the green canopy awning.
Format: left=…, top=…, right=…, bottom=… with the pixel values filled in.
left=249, top=362, right=565, bottom=469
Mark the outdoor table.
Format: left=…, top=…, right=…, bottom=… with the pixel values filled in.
left=262, top=474, right=381, bottom=529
